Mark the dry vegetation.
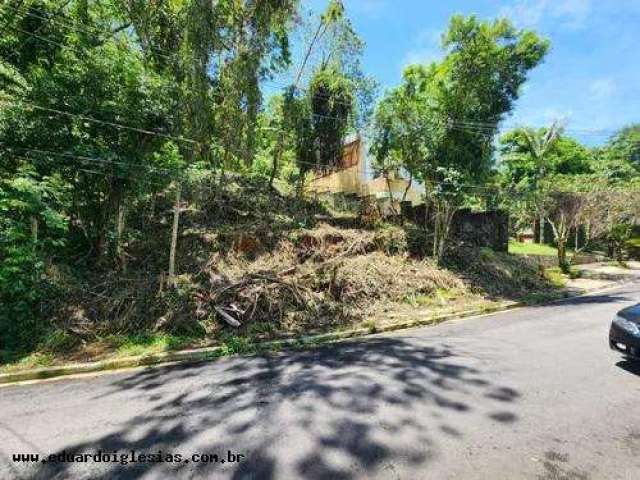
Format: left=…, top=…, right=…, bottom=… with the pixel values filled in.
left=31, top=177, right=559, bottom=364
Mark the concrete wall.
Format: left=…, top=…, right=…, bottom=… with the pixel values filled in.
left=310, top=164, right=364, bottom=196
left=307, top=135, right=425, bottom=207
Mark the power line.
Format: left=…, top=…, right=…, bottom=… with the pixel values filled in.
left=0, top=94, right=201, bottom=146
left=0, top=5, right=631, bottom=140
left=6, top=152, right=181, bottom=190
left=1, top=144, right=179, bottom=176
left=9, top=141, right=637, bottom=199
left=2, top=141, right=507, bottom=194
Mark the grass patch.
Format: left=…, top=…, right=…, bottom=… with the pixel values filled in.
left=627, top=236, right=640, bottom=248
left=405, top=288, right=465, bottom=308
left=509, top=240, right=562, bottom=257
left=362, top=319, right=377, bottom=334
left=541, top=266, right=580, bottom=286
left=102, top=333, right=196, bottom=358
left=0, top=352, right=56, bottom=374
left=218, top=334, right=256, bottom=356
left=543, top=267, right=567, bottom=288
left=521, top=290, right=566, bottom=305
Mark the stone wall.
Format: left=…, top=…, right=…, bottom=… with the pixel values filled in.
left=400, top=203, right=509, bottom=252
left=451, top=209, right=510, bottom=252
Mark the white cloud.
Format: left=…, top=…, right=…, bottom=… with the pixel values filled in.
left=401, top=28, right=444, bottom=71
left=346, top=0, right=388, bottom=19
left=499, top=0, right=591, bottom=30
left=588, top=78, right=616, bottom=100
left=508, top=107, right=573, bottom=129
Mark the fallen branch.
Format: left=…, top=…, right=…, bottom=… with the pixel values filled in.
left=215, top=306, right=242, bottom=328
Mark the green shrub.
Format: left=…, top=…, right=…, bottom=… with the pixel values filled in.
left=0, top=171, right=68, bottom=352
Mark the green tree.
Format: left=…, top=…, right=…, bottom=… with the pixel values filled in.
left=593, top=125, right=640, bottom=182
left=372, top=15, right=549, bottom=263
left=0, top=6, right=175, bottom=260
left=0, top=167, right=68, bottom=351
left=499, top=128, right=597, bottom=240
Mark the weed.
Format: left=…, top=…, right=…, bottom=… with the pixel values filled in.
left=362, top=319, right=377, bottom=334
left=219, top=335, right=254, bottom=356
left=543, top=268, right=567, bottom=288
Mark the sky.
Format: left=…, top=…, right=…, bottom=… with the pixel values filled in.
left=299, top=0, right=640, bottom=145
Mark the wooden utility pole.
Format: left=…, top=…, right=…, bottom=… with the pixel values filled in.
left=168, top=182, right=182, bottom=287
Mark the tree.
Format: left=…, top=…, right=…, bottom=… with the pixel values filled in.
left=267, top=1, right=365, bottom=193
left=593, top=124, right=640, bottom=182
left=0, top=167, right=68, bottom=350
left=499, top=128, right=597, bottom=240
left=371, top=15, right=549, bottom=263
left=500, top=123, right=563, bottom=243
left=538, top=175, right=640, bottom=270
left=308, top=65, right=354, bottom=170
left=608, top=125, right=640, bottom=170
left=0, top=0, right=176, bottom=262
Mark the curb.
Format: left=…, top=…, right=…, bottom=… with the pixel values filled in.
left=1, top=280, right=637, bottom=386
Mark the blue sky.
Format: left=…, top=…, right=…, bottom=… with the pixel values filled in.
left=301, top=0, right=640, bottom=145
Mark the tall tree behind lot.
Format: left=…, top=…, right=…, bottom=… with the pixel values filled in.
left=371, top=15, right=549, bottom=263
left=268, top=0, right=367, bottom=191
left=0, top=0, right=176, bottom=261
left=593, top=124, right=640, bottom=182
left=120, top=0, right=299, bottom=168
left=290, top=0, right=377, bottom=131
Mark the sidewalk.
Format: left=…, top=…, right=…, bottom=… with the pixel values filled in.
left=570, top=261, right=640, bottom=291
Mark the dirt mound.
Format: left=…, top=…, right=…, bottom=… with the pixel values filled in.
left=49, top=177, right=557, bottom=341
left=188, top=223, right=457, bottom=335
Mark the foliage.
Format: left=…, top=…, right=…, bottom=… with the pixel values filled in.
left=308, top=66, right=354, bottom=170
left=0, top=168, right=68, bottom=350
left=591, top=124, right=640, bottom=182
left=536, top=174, right=640, bottom=270
left=500, top=130, right=593, bottom=188
left=372, top=15, right=549, bottom=262
left=609, top=223, right=633, bottom=262
left=607, top=125, right=640, bottom=170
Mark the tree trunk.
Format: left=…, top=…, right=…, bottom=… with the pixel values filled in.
left=168, top=184, right=182, bottom=287
left=539, top=213, right=545, bottom=244
left=269, top=134, right=283, bottom=189
left=385, top=174, right=397, bottom=217
left=436, top=204, right=455, bottom=266
left=557, top=240, right=568, bottom=273
left=116, top=201, right=127, bottom=272
left=401, top=174, right=413, bottom=203
left=30, top=216, right=38, bottom=248
left=432, top=205, right=439, bottom=258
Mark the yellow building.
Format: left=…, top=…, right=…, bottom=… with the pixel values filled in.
left=308, top=134, right=425, bottom=208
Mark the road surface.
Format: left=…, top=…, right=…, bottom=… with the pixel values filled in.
left=2, top=285, right=640, bottom=479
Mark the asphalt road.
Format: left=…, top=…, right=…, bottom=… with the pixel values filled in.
left=2, top=285, right=640, bottom=480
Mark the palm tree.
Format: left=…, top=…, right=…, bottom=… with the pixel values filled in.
left=521, top=121, right=564, bottom=243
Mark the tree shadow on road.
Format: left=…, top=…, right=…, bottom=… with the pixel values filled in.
left=616, top=360, right=640, bottom=376
left=27, top=337, right=521, bottom=479
left=547, top=292, right=636, bottom=307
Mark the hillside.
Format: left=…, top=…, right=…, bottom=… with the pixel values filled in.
left=2, top=177, right=563, bottom=371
